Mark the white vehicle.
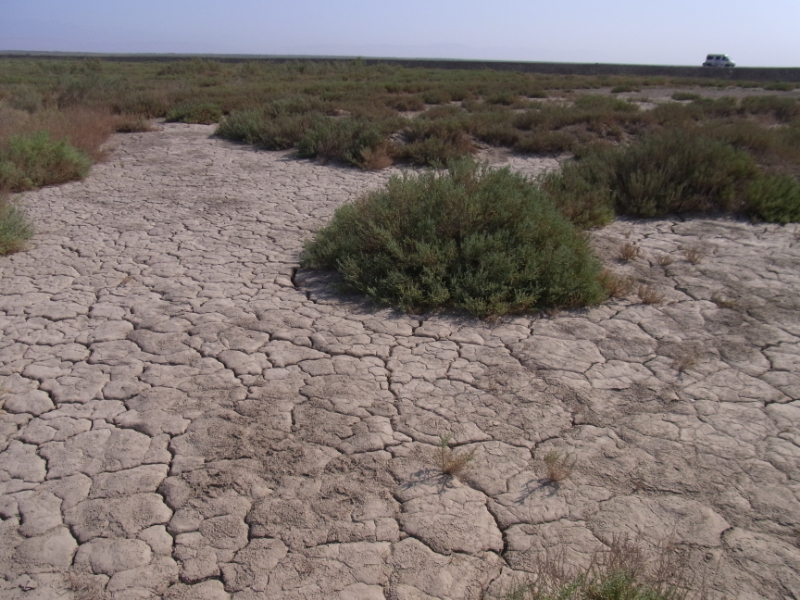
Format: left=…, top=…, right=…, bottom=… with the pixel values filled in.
left=703, top=54, right=735, bottom=68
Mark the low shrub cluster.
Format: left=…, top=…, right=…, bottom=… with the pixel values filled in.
left=543, top=127, right=800, bottom=226
left=165, top=102, right=223, bottom=125
left=296, top=116, right=398, bottom=167
left=302, top=159, right=605, bottom=317
left=0, top=131, right=92, bottom=190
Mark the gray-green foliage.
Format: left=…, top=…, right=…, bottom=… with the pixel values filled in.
left=0, top=131, right=92, bottom=191
left=165, top=102, right=223, bottom=124
left=747, top=174, right=800, bottom=223
left=0, top=195, right=33, bottom=255
left=216, top=109, right=323, bottom=150
left=544, top=126, right=800, bottom=226
left=543, top=128, right=768, bottom=226
left=296, top=116, right=393, bottom=166
left=302, top=159, right=605, bottom=318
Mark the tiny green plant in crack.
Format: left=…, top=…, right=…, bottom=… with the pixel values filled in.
left=437, top=433, right=476, bottom=478
left=543, top=451, right=577, bottom=483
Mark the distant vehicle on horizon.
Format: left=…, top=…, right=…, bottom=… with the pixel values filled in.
left=703, top=54, right=735, bottom=68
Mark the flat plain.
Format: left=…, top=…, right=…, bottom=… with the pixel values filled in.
left=1, top=114, right=799, bottom=599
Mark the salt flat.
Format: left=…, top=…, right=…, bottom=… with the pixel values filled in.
left=1, top=123, right=798, bottom=599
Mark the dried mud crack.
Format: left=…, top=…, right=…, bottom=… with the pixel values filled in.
left=0, top=123, right=799, bottom=599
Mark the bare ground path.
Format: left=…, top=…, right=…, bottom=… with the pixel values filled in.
left=1, top=123, right=799, bottom=600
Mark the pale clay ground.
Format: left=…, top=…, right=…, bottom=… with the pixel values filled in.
left=0, top=122, right=799, bottom=600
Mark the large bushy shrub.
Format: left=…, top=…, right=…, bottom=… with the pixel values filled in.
left=0, top=131, right=92, bottom=191
left=302, top=160, right=605, bottom=318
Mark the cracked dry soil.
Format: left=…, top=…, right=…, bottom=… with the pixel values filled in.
left=0, top=123, right=799, bottom=600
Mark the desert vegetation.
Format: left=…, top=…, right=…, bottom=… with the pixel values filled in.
left=1, top=56, right=799, bottom=257
left=498, top=534, right=704, bottom=600
left=301, top=159, right=606, bottom=317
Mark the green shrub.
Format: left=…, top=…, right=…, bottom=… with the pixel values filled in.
left=740, top=95, right=799, bottom=122
left=216, top=109, right=322, bottom=150
left=398, top=117, right=476, bottom=166
left=0, top=131, right=92, bottom=190
left=387, top=95, right=425, bottom=112
left=486, top=92, right=520, bottom=106
left=514, top=131, right=575, bottom=155
left=573, top=94, right=639, bottom=113
left=691, top=96, right=738, bottom=118
left=165, top=102, right=223, bottom=124
left=399, top=136, right=475, bottom=166
left=543, top=128, right=761, bottom=224
left=302, top=159, right=605, bottom=317
left=296, top=116, right=390, bottom=166
left=671, top=92, right=701, bottom=101
left=422, top=89, right=451, bottom=104
left=747, top=174, right=800, bottom=223
left=610, top=84, right=639, bottom=93
left=7, top=85, right=44, bottom=113
left=763, top=81, right=796, bottom=92
left=0, top=194, right=33, bottom=254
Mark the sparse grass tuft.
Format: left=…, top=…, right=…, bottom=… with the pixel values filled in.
left=0, top=193, right=34, bottom=254
left=543, top=450, right=577, bottom=483
left=498, top=533, right=703, bottom=600
left=359, top=142, right=395, bottom=170
left=436, top=433, right=476, bottom=477
left=655, top=253, right=675, bottom=266
left=599, top=270, right=636, bottom=298
left=619, top=242, right=641, bottom=261
left=637, top=285, right=664, bottom=305
left=683, top=246, right=705, bottom=265
left=302, top=159, right=605, bottom=318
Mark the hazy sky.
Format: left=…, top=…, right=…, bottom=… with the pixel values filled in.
left=2, top=0, right=798, bottom=67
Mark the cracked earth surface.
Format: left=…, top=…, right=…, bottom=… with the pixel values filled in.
left=1, top=123, right=799, bottom=599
